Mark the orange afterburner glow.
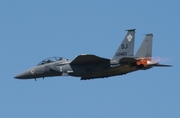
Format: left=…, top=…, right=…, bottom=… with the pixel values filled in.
left=136, top=58, right=148, bottom=67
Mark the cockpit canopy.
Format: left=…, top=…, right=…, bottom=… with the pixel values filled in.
left=37, top=57, right=67, bottom=65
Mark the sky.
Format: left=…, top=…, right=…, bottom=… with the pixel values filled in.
left=0, top=0, right=180, bottom=118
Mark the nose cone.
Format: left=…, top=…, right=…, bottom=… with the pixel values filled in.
left=14, top=69, right=33, bottom=79
left=15, top=64, right=60, bottom=79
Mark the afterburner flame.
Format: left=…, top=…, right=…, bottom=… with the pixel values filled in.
left=147, top=60, right=152, bottom=64
left=136, top=58, right=148, bottom=67
left=138, top=57, right=170, bottom=65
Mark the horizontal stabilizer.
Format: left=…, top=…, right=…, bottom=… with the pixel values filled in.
left=70, top=54, right=110, bottom=65
left=146, top=62, right=172, bottom=67
left=151, top=64, right=172, bottom=67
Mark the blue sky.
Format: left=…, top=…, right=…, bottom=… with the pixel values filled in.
left=0, top=0, right=180, bottom=118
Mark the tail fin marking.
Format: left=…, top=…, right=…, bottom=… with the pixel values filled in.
left=112, top=29, right=136, bottom=61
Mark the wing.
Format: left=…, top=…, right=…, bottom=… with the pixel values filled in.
left=70, top=54, right=110, bottom=65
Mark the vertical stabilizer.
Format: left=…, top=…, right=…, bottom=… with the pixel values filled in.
left=135, top=34, right=153, bottom=61
left=112, top=29, right=136, bottom=61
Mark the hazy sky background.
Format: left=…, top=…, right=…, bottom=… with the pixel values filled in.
left=0, top=0, right=179, bottom=118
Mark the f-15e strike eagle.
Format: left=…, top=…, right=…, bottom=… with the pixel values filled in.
left=14, top=29, right=171, bottom=80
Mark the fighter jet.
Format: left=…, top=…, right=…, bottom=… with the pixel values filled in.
left=14, top=29, right=171, bottom=80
